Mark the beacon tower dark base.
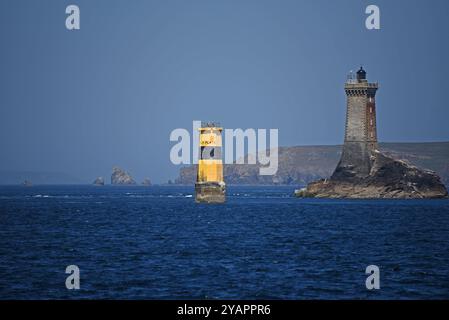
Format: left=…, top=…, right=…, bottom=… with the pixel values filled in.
left=195, top=181, right=226, bottom=203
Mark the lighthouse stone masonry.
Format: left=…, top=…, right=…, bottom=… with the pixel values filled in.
left=296, top=67, right=448, bottom=199
left=333, top=67, right=378, bottom=179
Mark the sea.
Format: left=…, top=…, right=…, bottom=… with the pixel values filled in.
left=0, top=185, right=449, bottom=299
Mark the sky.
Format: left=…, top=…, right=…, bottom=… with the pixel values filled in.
left=1, top=0, right=449, bottom=183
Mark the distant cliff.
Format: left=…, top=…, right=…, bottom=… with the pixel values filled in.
left=175, top=142, right=449, bottom=187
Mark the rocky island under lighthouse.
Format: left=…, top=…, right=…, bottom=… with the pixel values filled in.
left=296, top=67, right=448, bottom=199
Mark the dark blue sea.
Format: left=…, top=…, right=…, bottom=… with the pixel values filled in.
left=1, top=185, right=449, bottom=299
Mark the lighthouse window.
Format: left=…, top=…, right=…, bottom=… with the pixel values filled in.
left=201, top=146, right=222, bottom=160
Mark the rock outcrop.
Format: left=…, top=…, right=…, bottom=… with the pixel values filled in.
left=93, top=177, right=104, bottom=186
left=296, top=151, right=448, bottom=199
left=111, top=167, right=136, bottom=185
left=142, top=178, right=152, bottom=186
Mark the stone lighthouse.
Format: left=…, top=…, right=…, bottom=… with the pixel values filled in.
left=296, top=66, right=448, bottom=198
left=332, top=67, right=379, bottom=179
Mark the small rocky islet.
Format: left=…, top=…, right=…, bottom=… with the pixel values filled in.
left=93, top=177, right=104, bottom=186
left=111, top=166, right=137, bottom=185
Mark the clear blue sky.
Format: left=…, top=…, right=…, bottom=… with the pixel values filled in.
left=1, top=0, right=449, bottom=183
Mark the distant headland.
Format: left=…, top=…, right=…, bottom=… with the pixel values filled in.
left=174, top=141, right=449, bottom=190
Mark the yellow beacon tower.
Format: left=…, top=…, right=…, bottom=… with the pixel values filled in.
left=195, top=121, right=226, bottom=203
